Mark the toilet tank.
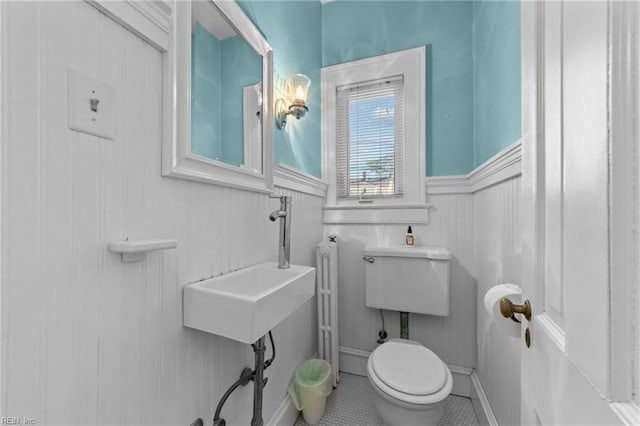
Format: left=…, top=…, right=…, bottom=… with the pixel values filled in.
left=363, top=246, right=451, bottom=316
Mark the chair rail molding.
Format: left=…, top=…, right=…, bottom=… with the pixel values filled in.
left=273, top=163, right=327, bottom=198
left=426, top=140, right=522, bottom=195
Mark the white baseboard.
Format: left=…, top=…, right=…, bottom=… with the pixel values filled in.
left=266, top=393, right=298, bottom=426
left=448, top=365, right=473, bottom=398
left=338, top=346, right=370, bottom=377
left=338, top=346, right=474, bottom=398
left=470, top=371, right=499, bottom=426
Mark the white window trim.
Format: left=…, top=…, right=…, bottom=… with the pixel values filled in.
left=322, top=47, right=426, bottom=209
left=336, top=76, right=405, bottom=199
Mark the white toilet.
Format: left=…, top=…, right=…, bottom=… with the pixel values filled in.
left=363, top=246, right=453, bottom=426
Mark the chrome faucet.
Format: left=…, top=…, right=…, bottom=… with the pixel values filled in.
left=268, top=195, right=291, bottom=269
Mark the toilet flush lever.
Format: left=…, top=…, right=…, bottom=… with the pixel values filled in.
left=362, top=256, right=375, bottom=263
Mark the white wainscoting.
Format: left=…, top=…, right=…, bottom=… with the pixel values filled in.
left=1, top=2, right=323, bottom=424
left=324, top=191, right=476, bottom=370
left=473, top=175, right=522, bottom=426
left=325, top=140, right=521, bottom=426
left=423, top=140, right=522, bottom=425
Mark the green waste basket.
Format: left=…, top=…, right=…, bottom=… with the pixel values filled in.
left=288, top=359, right=333, bottom=424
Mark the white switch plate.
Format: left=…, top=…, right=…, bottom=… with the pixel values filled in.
left=68, top=69, right=115, bottom=139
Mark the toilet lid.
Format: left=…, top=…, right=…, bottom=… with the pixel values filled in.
left=370, top=341, right=447, bottom=396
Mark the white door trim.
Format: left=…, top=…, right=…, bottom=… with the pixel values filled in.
left=608, top=0, right=639, bottom=403
left=0, top=0, right=5, bottom=416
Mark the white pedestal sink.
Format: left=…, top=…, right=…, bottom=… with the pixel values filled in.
left=183, top=261, right=316, bottom=344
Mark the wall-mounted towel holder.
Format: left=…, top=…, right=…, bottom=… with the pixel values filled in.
left=108, top=238, right=178, bottom=262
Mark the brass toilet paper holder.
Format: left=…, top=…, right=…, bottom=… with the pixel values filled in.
left=500, top=297, right=532, bottom=322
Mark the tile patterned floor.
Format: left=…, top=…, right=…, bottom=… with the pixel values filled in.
left=294, top=373, right=480, bottom=426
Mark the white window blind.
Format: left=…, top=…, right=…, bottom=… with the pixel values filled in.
left=336, top=76, right=405, bottom=199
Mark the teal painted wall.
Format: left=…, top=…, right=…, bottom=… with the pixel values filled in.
left=191, top=25, right=262, bottom=167
left=239, top=0, right=323, bottom=178
left=191, top=23, right=222, bottom=161
left=195, top=0, right=520, bottom=178
left=472, top=0, right=521, bottom=167
left=221, top=35, right=262, bottom=167
left=322, top=1, right=474, bottom=177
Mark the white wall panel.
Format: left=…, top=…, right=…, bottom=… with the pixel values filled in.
left=543, top=0, right=564, bottom=320
left=473, top=176, right=522, bottom=426
left=561, top=0, right=610, bottom=395
left=1, top=2, right=324, bottom=424
left=325, top=192, right=476, bottom=369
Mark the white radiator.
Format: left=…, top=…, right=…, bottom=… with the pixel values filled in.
left=316, top=238, right=339, bottom=388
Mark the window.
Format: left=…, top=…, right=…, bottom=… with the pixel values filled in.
left=322, top=47, right=426, bottom=221
left=336, top=76, right=405, bottom=199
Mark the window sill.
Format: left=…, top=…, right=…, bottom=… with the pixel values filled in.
left=323, top=203, right=432, bottom=224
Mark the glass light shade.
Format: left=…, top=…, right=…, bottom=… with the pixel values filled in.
left=287, top=74, right=311, bottom=105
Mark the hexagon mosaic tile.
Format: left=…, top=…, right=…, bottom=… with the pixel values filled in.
left=293, top=372, right=480, bottom=426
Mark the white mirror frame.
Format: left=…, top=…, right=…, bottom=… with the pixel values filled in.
left=85, top=0, right=274, bottom=192
left=165, top=0, right=274, bottom=193
left=88, top=0, right=274, bottom=193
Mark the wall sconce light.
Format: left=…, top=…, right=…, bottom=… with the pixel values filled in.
left=275, top=74, right=311, bottom=130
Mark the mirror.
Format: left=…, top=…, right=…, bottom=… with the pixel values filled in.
left=162, top=0, right=274, bottom=192
left=191, top=1, right=262, bottom=171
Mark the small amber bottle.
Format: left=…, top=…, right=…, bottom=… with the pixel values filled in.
left=405, top=225, right=414, bottom=246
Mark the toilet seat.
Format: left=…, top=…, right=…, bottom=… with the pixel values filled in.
left=367, top=341, right=453, bottom=405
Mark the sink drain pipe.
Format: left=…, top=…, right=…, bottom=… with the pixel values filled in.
left=213, top=331, right=276, bottom=426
